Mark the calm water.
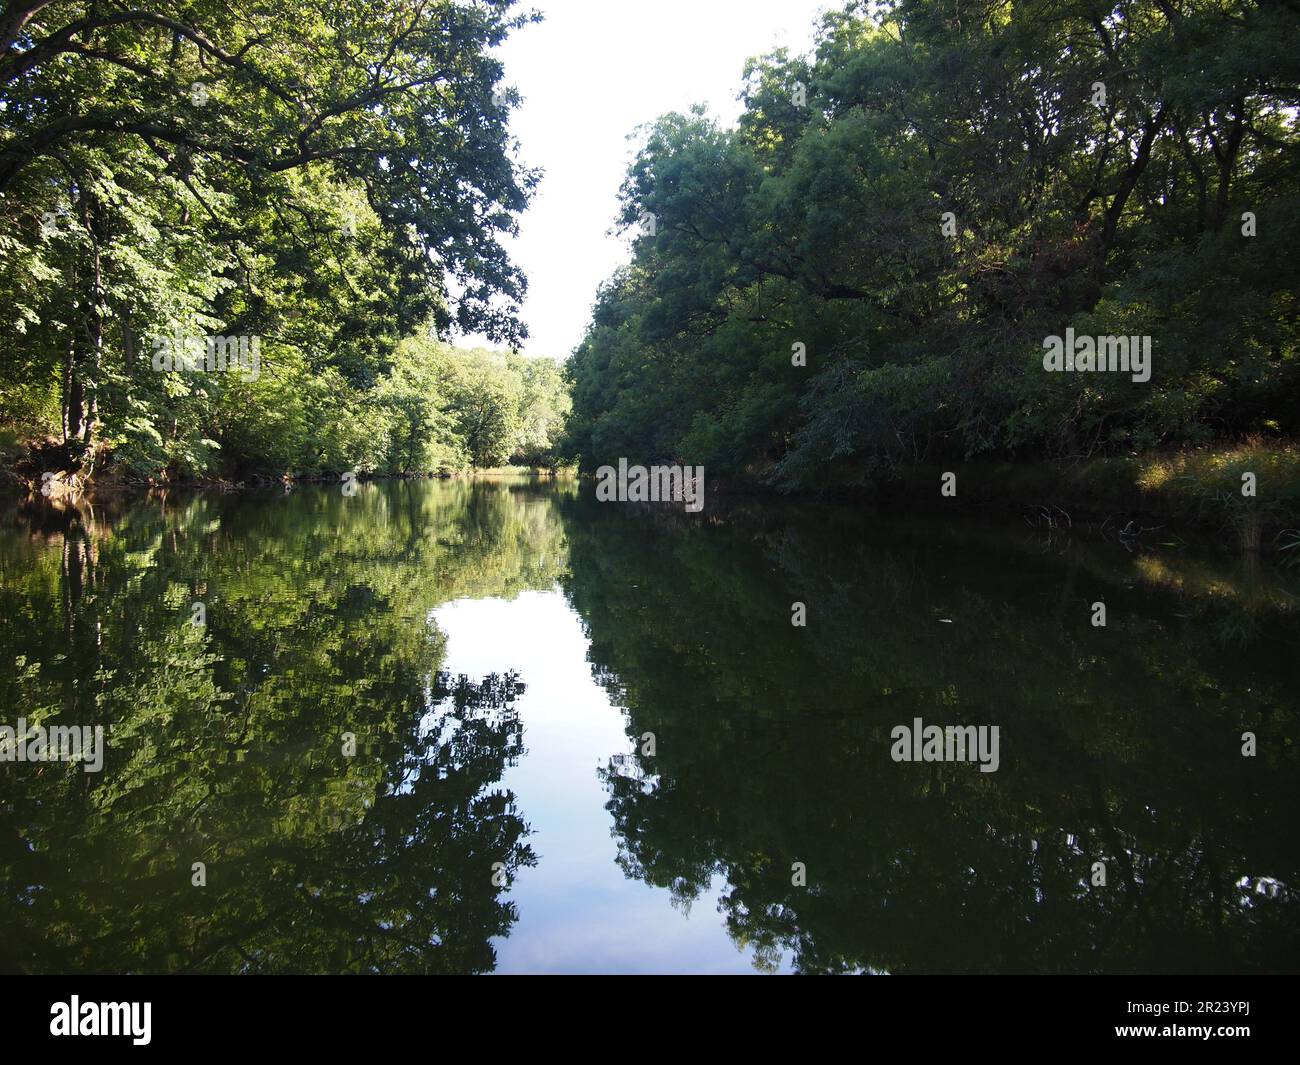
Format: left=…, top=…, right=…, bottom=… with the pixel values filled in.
left=1, top=478, right=1297, bottom=974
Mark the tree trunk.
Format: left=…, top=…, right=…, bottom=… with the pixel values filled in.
left=79, top=190, right=104, bottom=449
left=62, top=327, right=79, bottom=442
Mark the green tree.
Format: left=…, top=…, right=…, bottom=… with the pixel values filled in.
left=1, top=0, right=540, bottom=482
left=565, top=0, right=1300, bottom=488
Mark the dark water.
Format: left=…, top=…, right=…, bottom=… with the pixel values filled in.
left=1, top=478, right=1297, bottom=974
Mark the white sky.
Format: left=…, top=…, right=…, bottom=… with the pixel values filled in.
left=467, top=0, right=828, bottom=360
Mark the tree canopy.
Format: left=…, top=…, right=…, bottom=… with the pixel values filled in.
left=564, top=0, right=1300, bottom=489
left=1, top=0, right=560, bottom=482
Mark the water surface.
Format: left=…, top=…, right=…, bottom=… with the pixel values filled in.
left=1, top=478, right=1297, bottom=973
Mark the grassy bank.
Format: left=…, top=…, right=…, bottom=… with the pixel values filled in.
left=868, top=440, right=1300, bottom=555
left=689, top=439, right=1298, bottom=556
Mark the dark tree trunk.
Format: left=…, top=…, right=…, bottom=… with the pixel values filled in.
left=79, top=190, right=104, bottom=448
left=62, top=326, right=80, bottom=442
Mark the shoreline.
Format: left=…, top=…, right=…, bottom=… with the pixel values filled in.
left=5, top=445, right=1298, bottom=556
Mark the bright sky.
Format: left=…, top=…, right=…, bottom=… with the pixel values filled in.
left=468, top=0, right=828, bottom=360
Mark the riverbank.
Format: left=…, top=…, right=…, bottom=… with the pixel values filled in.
left=706, top=439, right=1300, bottom=556
left=886, top=441, right=1300, bottom=553
left=6, top=436, right=1298, bottom=556
left=0, top=439, right=576, bottom=500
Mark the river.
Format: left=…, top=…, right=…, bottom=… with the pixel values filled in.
left=1, top=476, right=1296, bottom=973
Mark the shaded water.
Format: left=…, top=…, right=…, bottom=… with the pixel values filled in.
left=1, top=478, right=1297, bottom=974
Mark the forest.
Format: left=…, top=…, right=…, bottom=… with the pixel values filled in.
left=564, top=0, right=1300, bottom=514
left=0, top=0, right=566, bottom=486
left=3, top=0, right=1299, bottom=521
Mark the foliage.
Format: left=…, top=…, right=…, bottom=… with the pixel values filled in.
left=0, top=0, right=561, bottom=482
left=564, top=0, right=1300, bottom=487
